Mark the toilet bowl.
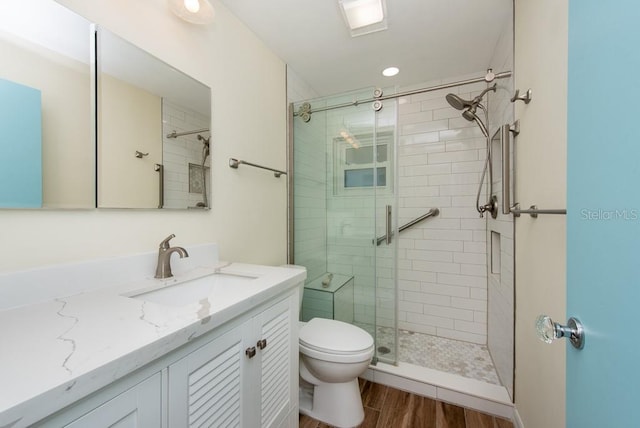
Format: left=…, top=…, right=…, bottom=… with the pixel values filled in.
left=298, top=317, right=374, bottom=428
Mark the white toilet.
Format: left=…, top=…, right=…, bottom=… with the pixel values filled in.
left=297, top=285, right=374, bottom=428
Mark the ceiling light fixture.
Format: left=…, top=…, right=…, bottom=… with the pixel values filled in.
left=382, top=67, right=399, bottom=77
left=339, top=0, right=387, bottom=37
left=168, top=0, right=215, bottom=25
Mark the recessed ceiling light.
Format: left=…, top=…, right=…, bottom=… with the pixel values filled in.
left=168, top=0, right=215, bottom=24
left=183, top=0, right=200, bottom=13
left=382, top=67, right=399, bottom=77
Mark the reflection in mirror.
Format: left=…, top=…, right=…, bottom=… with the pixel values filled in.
left=0, top=0, right=93, bottom=209
left=96, top=27, right=211, bottom=209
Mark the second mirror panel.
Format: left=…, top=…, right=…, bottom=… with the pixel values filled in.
left=96, top=27, right=211, bottom=209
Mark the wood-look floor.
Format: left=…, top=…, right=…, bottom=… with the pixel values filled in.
left=299, top=379, right=514, bottom=428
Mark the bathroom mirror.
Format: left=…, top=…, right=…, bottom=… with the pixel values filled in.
left=0, top=1, right=94, bottom=209
left=96, top=27, right=211, bottom=209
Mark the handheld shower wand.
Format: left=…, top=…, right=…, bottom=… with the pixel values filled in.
left=445, top=84, right=497, bottom=218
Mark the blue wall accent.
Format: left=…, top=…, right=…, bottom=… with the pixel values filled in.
left=0, top=78, right=42, bottom=208
left=567, top=1, right=640, bottom=426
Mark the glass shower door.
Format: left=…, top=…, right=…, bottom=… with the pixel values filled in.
left=292, top=88, right=398, bottom=365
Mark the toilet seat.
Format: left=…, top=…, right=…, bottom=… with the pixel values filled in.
left=299, top=318, right=374, bottom=363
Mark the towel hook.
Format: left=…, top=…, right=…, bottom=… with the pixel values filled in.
left=511, top=88, right=532, bottom=104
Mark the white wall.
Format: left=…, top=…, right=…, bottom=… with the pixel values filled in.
left=286, top=66, right=318, bottom=104
left=0, top=0, right=287, bottom=272
left=514, top=1, right=567, bottom=427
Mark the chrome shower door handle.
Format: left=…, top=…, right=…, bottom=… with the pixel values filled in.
left=536, top=315, right=585, bottom=349
left=385, top=205, right=392, bottom=245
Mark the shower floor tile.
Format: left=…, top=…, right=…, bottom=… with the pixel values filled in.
left=376, top=327, right=501, bottom=385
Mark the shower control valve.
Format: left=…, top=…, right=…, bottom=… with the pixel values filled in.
left=479, top=196, right=499, bottom=219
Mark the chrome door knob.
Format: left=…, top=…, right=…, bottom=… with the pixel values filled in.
left=535, top=315, right=585, bottom=350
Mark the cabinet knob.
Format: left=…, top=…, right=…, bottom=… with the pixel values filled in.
left=245, top=346, right=256, bottom=359
left=257, top=339, right=267, bottom=350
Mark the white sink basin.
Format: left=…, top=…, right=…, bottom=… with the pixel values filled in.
left=128, top=272, right=258, bottom=307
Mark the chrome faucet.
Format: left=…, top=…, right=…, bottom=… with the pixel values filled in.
left=154, top=234, right=189, bottom=279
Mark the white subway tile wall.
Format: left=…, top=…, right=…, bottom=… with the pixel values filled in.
left=162, top=100, right=210, bottom=209
left=395, top=78, right=489, bottom=345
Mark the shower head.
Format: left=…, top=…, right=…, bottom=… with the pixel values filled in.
left=464, top=109, right=489, bottom=138
left=445, top=93, right=472, bottom=111
left=445, top=83, right=497, bottom=111
left=462, top=108, right=477, bottom=122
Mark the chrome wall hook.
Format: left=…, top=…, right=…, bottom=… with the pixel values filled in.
left=511, top=88, right=532, bottom=104
left=135, top=150, right=149, bottom=158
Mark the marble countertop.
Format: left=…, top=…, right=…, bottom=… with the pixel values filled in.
left=0, top=260, right=305, bottom=427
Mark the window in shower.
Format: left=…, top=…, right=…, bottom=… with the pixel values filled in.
left=333, top=131, right=393, bottom=195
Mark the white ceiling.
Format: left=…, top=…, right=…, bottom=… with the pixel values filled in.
left=219, top=0, right=513, bottom=97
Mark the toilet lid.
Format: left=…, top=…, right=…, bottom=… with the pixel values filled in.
left=299, top=318, right=374, bottom=354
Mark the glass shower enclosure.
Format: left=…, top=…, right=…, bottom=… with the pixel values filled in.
left=290, top=88, right=399, bottom=364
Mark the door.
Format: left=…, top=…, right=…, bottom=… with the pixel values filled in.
left=567, top=1, right=640, bottom=426
left=167, top=324, right=247, bottom=427
left=253, top=297, right=295, bottom=428
left=0, top=78, right=42, bottom=208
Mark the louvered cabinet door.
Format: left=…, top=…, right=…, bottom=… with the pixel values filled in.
left=254, top=297, right=296, bottom=428
left=168, top=322, right=250, bottom=428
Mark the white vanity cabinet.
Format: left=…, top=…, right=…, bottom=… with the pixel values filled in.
left=168, top=295, right=297, bottom=428
left=35, top=288, right=299, bottom=428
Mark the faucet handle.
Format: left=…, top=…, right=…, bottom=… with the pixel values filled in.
left=159, top=234, right=176, bottom=249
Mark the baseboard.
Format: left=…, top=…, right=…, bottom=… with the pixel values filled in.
left=367, top=362, right=514, bottom=420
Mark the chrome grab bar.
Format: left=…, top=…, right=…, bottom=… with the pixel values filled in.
left=500, top=124, right=511, bottom=215
left=229, top=158, right=287, bottom=178
left=375, top=208, right=439, bottom=246
left=511, top=205, right=566, bottom=218
left=500, top=122, right=566, bottom=218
